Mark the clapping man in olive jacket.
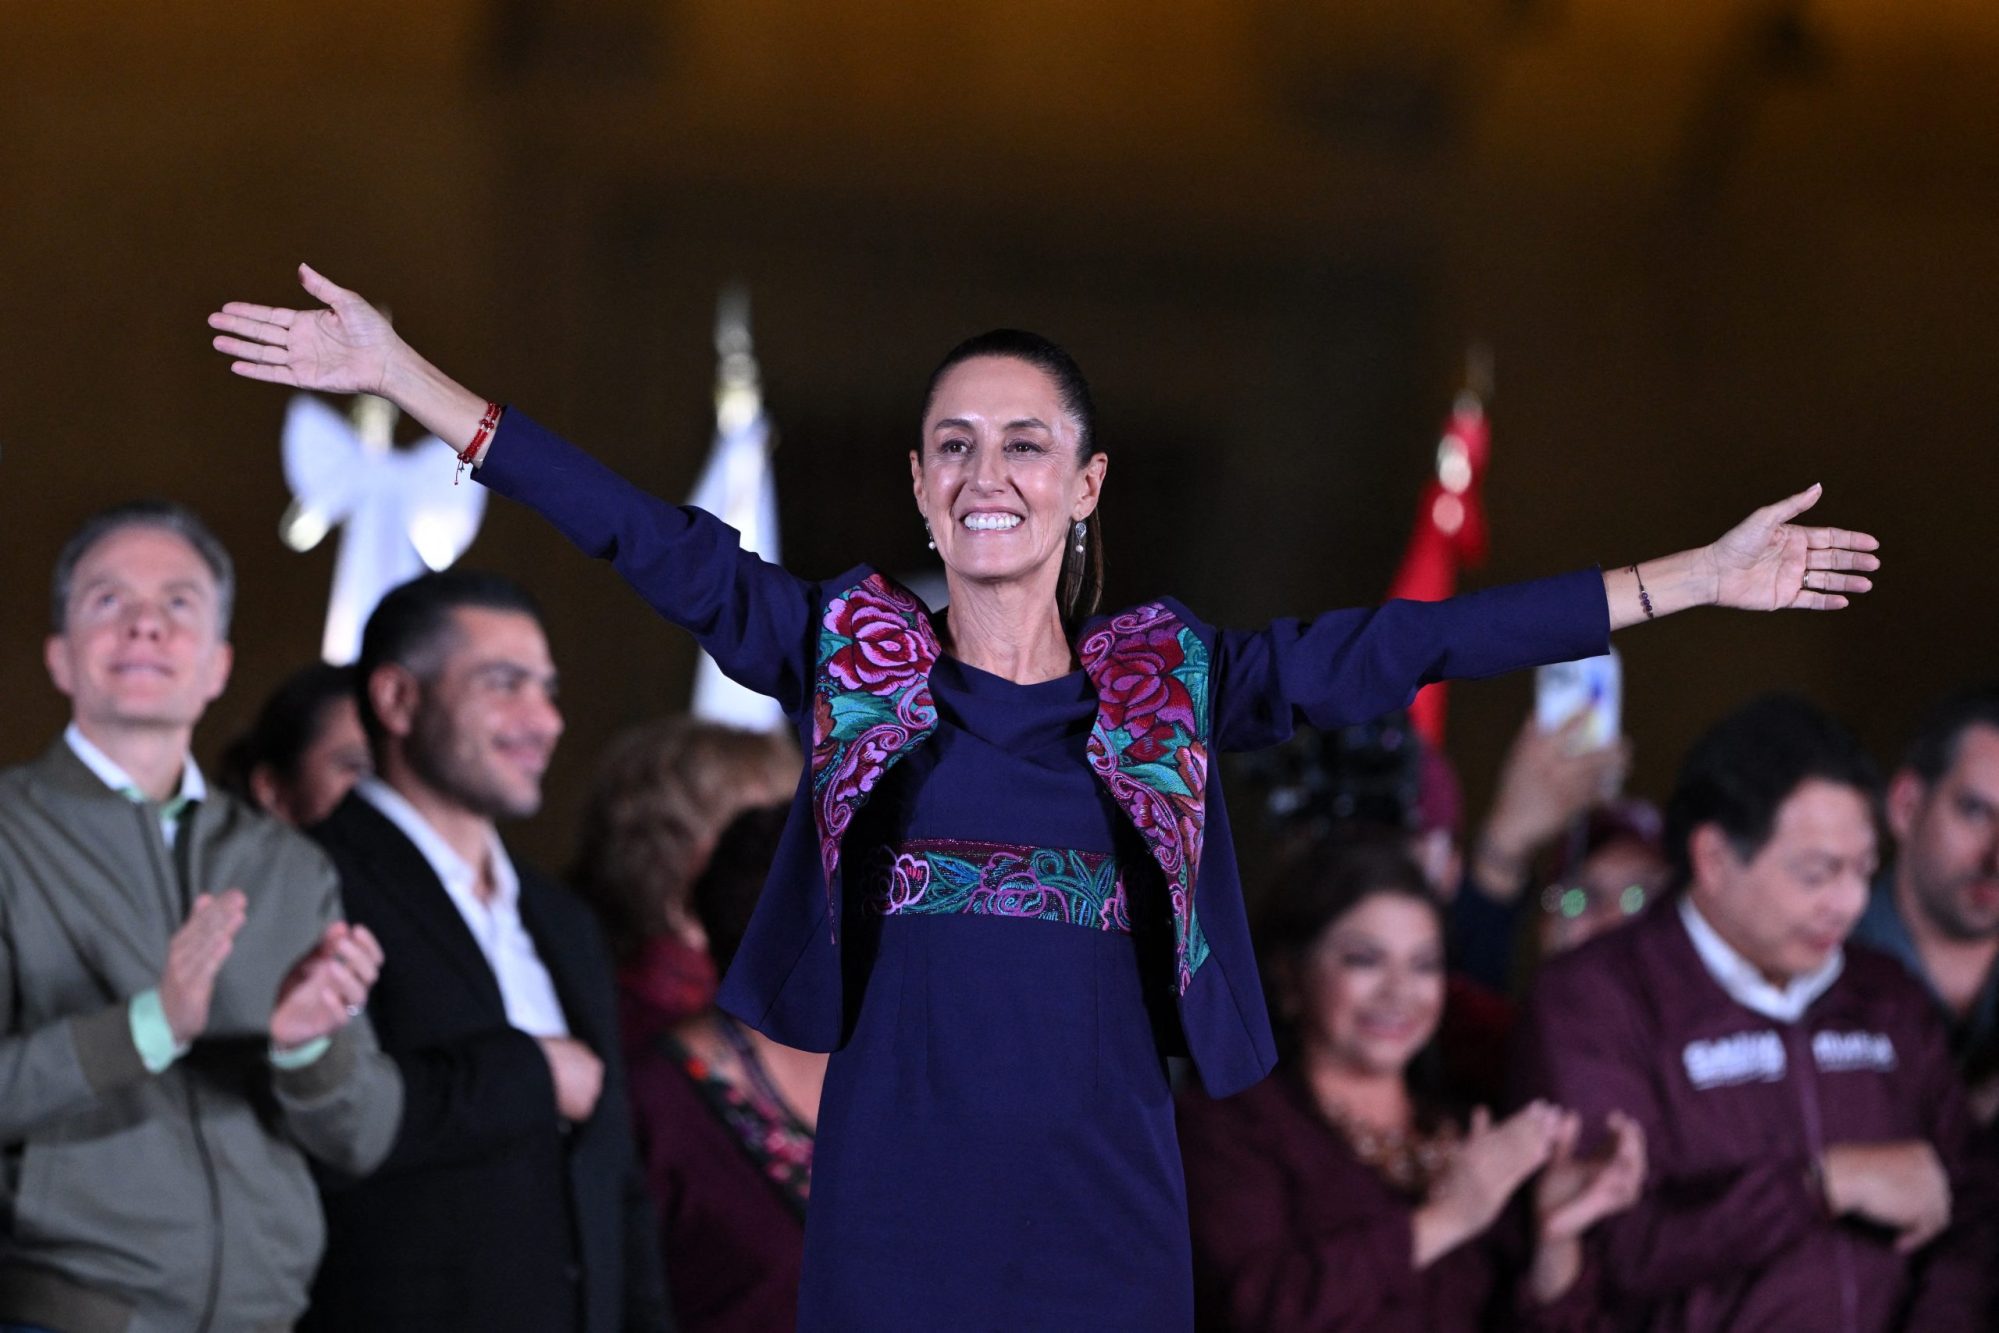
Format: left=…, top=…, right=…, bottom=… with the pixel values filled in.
left=0, top=501, right=402, bottom=1333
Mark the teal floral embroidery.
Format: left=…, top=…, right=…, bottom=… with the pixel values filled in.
left=1079, top=603, right=1212, bottom=994
left=865, top=840, right=1131, bottom=933
left=810, top=575, right=941, bottom=919
left=809, top=579, right=1215, bottom=990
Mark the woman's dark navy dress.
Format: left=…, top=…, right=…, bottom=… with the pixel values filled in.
left=802, top=657, right=1192, bottom=1329
left=474, top=409, right=1614, bottom=1333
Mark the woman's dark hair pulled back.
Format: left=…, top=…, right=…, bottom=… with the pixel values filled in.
left=217, top=660, right=358, bottom=802
left=924, top=330, right=1106, bottom=622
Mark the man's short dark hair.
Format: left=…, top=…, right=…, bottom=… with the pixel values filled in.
left=355, top=570, right=545, bottom=745
left=1665, top=694, right=1881, bottom=885
left=52, top=500, right=237, bottom=637
left=1901, top=684, right=1999, bottom=785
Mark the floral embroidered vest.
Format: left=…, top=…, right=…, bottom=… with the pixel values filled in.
left=809, top=573, right=1213, bottom=994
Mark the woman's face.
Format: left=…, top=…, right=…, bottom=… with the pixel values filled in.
left=257, top=693, right=371, bottom=827
left=911, top=355, right=1106, bottom=598
left=1294, top=892, right=1446, bottom=1079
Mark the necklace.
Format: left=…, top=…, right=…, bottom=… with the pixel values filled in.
left=1312, top=1091, right=1460, bottom=1194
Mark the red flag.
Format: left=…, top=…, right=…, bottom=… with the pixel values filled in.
left=1386, top=370, right=1492, bottom=745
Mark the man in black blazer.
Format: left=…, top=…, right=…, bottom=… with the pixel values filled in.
left=303, top=570, right=671, bottom=1332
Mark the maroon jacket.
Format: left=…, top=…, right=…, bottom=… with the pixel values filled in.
left=1514, top=900, right=1992, bottom=1332
left=1178, top=1069, right=1600, bottom=1332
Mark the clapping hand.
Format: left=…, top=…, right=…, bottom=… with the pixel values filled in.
left=1415, top=1102, right=1566, bottom=1267
left=160, top=890, right=250, bottom=1045
left=1536, top=1109, right=1648, bottom=1243
left=271, top=921, right=385, bottom=1051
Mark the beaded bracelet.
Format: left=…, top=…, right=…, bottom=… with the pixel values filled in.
left=1628, top=563, right=1655, bottom=620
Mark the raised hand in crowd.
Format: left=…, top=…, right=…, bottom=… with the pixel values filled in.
left=1414, top=1100, right=1566, bottom=1268
left=272, top=920, right=385, bottom=1050
left=1470, top=713, right=1632, bottom=903
left=1821, top=1139, right=1953, bottom=1253
left=1530, top=1110, right=1647, bottom=1303
left=538, top=1035, right=607, bottom=1122
left=160, top=889, right=249, bottom=1046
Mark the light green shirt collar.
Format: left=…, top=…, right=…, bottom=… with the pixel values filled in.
left=63, top=723, right=206, bottom=836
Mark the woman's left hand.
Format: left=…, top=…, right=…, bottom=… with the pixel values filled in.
left=1536, top=1109, right=1648, bottom=1243
left=1707, top=484, right=1880, bottom=612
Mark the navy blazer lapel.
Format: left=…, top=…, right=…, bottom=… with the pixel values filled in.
left=327, top=795, right=506, bottom=1013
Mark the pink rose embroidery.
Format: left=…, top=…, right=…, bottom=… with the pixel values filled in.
left=825, top=585, right=931, bottom=697
left=809, top=575, right=942, bottom=911
left=1082, top=602, right=1213, bottom=994
left=1083, top=621, right=1196, bottom=763
left=883, top=852, right=931, bottom=912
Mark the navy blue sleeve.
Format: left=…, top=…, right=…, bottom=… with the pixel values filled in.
left=478, top=410, right=820, bottom=714
left=1210, top=568, right=1611, bottom=753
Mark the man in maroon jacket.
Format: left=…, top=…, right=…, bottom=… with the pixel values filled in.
left=1515, top=695, right=1991, bottom=1331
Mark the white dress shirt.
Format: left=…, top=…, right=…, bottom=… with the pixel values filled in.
left=354, top=776, right=571, bottom=1038
left=1679, top=895, right=1844, bottom=1024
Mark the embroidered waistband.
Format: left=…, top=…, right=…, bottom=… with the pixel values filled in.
left=864, top=839, right=1131, bottom=934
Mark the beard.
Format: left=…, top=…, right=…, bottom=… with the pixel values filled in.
left=406, top=696, right=543, bottom=821
left=1916, top=869, right=1999, bottom=942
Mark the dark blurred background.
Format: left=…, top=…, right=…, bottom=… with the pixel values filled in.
left=3, top=1, right=1994, bottom=867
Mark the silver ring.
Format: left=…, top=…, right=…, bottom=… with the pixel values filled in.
left=344, top=1003, right=363, bottom=1020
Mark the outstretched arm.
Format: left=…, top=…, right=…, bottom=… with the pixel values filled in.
left=212, top=266, right=819, bottom=709
left=1211, top=485, right=1879, bottom=751
left=1605, top=484, right=1879, bottom=630
left=210, top=264, right=491, bottom=452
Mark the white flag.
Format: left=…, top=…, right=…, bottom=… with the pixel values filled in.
left=687, top=289, right=786, bottom=731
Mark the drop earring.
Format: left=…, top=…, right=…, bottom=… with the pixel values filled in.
left=1072, top=520, right=1086, bottom=554
left=924, top=518, right=935, bottom=551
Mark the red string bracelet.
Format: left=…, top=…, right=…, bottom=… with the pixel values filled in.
left=454, top=401, right=503, bottom=484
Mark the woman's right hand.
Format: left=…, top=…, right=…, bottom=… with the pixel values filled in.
left=1413, top=1101, right=1564, bottom=1267
left=209, top=264, right=402, bottom=395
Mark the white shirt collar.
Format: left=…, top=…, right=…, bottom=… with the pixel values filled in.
left=354, top=776, right=520, bottom=912
left=353, top=775, right=566, bottom=1037
left=1679, top=895, right=1843, bottom=1024
left=64, top=723, right=207, bottom=806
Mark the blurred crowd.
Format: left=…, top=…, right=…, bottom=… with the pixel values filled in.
left=3, top=498, right=1993, bottom=1332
